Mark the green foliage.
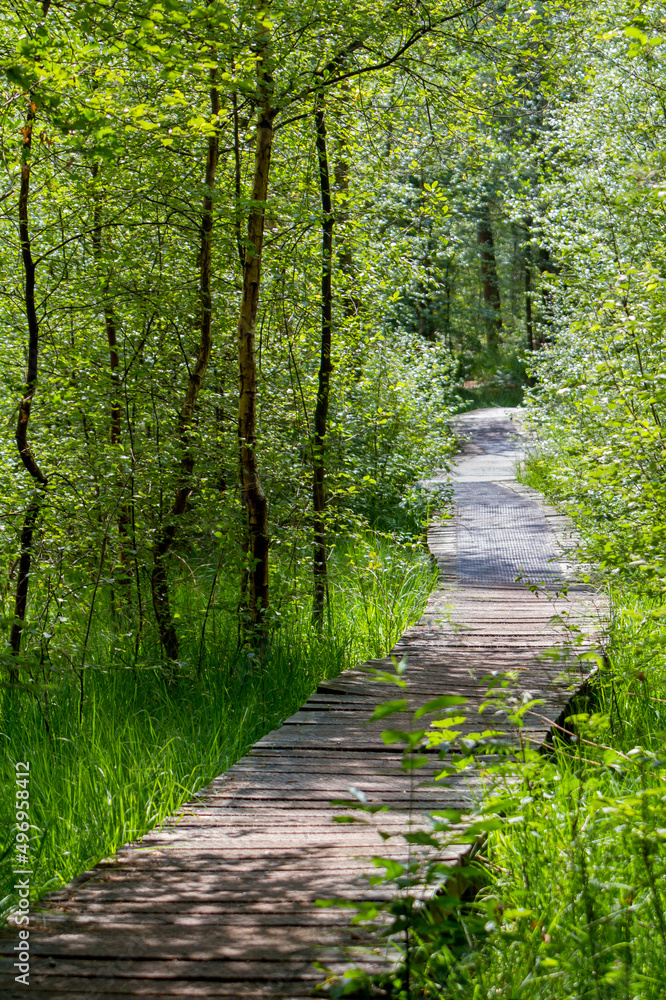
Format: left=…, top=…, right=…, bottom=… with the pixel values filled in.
left=316, top=605, right=666, bottom=1000
left=316, top=2, right=666, bottom=991
left=1, top=0, right=641, bottom=972
left=435, top=601, right=666, bottom=1000
left=0, top=533, right=437, bottom=924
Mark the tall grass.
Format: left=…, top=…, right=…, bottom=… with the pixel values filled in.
left=436, top=586, right=666, bottom=1000
left=317, top=457, right=666, bottom=999
left=0, top=531, right=437, bottom=925
left=433, top=464, right=666, bottom=1000
left=319, top=585, right=666, bottom=1000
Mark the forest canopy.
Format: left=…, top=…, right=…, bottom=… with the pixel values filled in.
left=0, top=0, right=546, bottom=671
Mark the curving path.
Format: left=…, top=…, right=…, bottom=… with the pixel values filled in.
left=0, top=408, right=604, bottom=998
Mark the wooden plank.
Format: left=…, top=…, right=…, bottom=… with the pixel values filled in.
left=0, top=927, right=381, bottom=961
left=0, top=957, right=389, bottom=981
left=1, top=986, right=316, bottom=999
left=21, top=910, right=381, bottom=928
left=0, top=411, right=605, bottom=998
left=0, top=977, right=327, bottom=997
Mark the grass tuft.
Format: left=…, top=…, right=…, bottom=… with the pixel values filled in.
left=0, top=531, right=437, bottom=924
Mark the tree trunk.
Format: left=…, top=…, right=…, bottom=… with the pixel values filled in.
left=537, top=244, right=557, bottom=341
left=237, top=27, right=273, bottom=643
left=334, top=144, right=358, bottom=318
left=525, top=255, right=534, bottom=351
left=151, top=75, right=220, bottom=662
left=478, top=203, right=502, bottom=349
left=312, top=95, right=334, bottom=630
left=10, top=91, right=49, bottom=673
left=91, top=164, right=132, bottom=591
left=232, top=88, right=245, bottom=271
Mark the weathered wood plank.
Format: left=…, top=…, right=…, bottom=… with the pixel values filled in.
left=0, top=409, right=604, bottom=998
left=0, top=957, right=389, bottom=980
left=0, top=978, right=322, bottom=997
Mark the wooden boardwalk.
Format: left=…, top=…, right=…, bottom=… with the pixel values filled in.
left=0, top=408, right=604, bottom=998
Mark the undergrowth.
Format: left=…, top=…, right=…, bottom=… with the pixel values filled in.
left=317, top=464, right=666, bottom=999
left=0, top=529, right=438, bottom=925
left=317, top=593, right=666, bottom=1000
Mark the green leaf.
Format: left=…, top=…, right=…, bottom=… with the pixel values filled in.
left=366, top=669, right=406, bottom=689
left=623, top=25, right=648, bottom=45
left=403, top=831, right=440, bottom=847
left=371, top=857, right=405, bottom=879
left=330, top=798, right=387, bottom=814
left=401, top=754, right=429, bottom=770
left=464, top=818, right=505, bottom=836
left=415, top=695, right=467, bottom=720
left=430, top=809, right=462, bottom=824
left=381, top=729, right=425, bottom=746
left=369, top=699, right=408, bottom=722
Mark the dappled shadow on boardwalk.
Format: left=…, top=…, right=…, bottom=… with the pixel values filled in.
left=0, top=408, right=605, bottom=999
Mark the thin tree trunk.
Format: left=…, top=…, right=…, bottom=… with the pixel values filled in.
left=237, top=25, right=273, bottom=643
left=151, top=75, right=220, bottom=662
left=10, top=0, right=53, bottom=670
left=10, top=89, right=49, bottom=673
left=232, top=88, right=245, bottom=271
left=334, top=154, right=351, bottom=277
left=478, top=202, right=502, bottom=349
left=444, top=260, right=453, bottom=355
left=537, top=244, right=557, bottom=340
left=232, top=88, right=250, bottom=631
left=525, top=258, right=534, bottom=351
left=91, top=174, right=122, bottom=445
left=332, top=82, right=360, bottom=320
left=10, top=0, right=52, bottom=674
left=312, top=95, right=334, bottom=630
left=91, top=164, right=132, bottom=591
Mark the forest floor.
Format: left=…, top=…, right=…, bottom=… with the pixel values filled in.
left=0, top=408, right=605, bottom=999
